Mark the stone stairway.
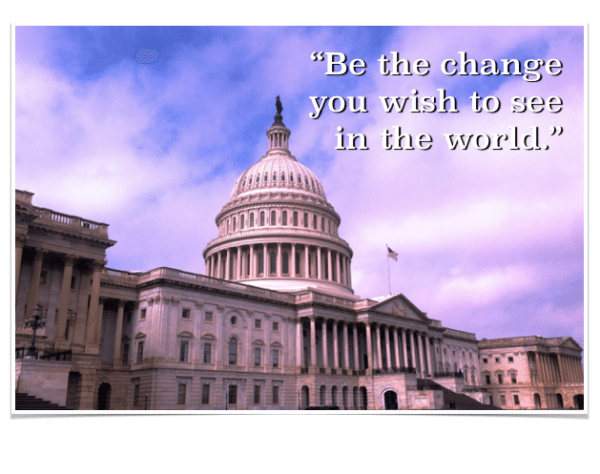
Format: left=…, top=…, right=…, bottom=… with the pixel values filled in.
left=417, top=379, right=502, bottom=410
left=15, top=392, right=71, bottom=410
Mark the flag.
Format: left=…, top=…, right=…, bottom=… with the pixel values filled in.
left=387, top=246, right=398, bottom=261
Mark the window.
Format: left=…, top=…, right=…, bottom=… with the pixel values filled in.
left=203, top=343, right=212, bottom=363
left=497, top=374, right=504, bottom=384
left=511, top=373, right=517, bottom=384
left=177, top=383, right=186, bottom=405
left=258, top=252, right=264, bottom=275
left=485, top=374, right=491, bottom=385
left=137, top=342, right=144, bottom=363
left=133, top=384, right=140, bottom=407
left=270, top=210, right=276, bottom=226
left=282, top=251, right=289, bottom=274
left=228, top=385, right=237, bottom=405
left=122, top=343, right=129, bottom=364
left=250, top=213, right=254, bottom=227
left=205, top=311, right=213, bottom=322
left=233, top=217, right=236, bottom=231
left=254, top=347, right=261, bottom=366
left=241, top=214, right=245, bottom=229
left=229, top=337, right=237, bottom=365
left=482, top=358, right=488, bottom=363
left=500, top=394, right=506, bottom=405
left=321, top=217, right=325, bottom=231
left=255, top=319, right=262, bottom=329
left=182, top=308, right=191, bottom=319
left=202, top=384, right=210, bottom=405
left=272, top=385, right=280, bottom=405
left=303, top=213, right=308, bottom=228
left=272, top=349, right=279, bottom=368
left=282, top=211, right=287, bottom=226
left=64, top=320, right=71, bottom=341
left=508, top=356, right=514, bottom=362
left=180, top=341, right=189, bottom=362
left=495, top=357, right=501, bottom=363
left=260, top=211, right=265, bottom=226
left=140, top=308, right=147, bottom=320
left=293, top=212, right=298, bottom=226
left=272, top=321, right=279, bottom=331
left=513, top=394, right=520, bottom=405
left=313, top=215, right=317, bottom=229
left=270, top=251, right=277, bottom=274
left=254, top=385, right=261, bottom=405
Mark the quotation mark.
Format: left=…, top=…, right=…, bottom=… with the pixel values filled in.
left=550, top=126, right=563, bottom=136
left=311, top=52, right=325, bottom=61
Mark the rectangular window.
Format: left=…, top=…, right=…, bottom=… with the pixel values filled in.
left=495, top=357, right=501, bottom=363
left=254, top=347, right=261, bottom=366
left=137, top=342, right=144, bottom=363
left=254, top=385, right=261, bottom=405
left=122, top=343, right=129, bottom=364
left=133, top=384, right=140, bottom=407
left=177, top=383, right=186, bottom=405
left=272, top=349, right=279, bottom=368
left=203, top=343, right=212, bottom=363
left=485, top=374, right=491, bottom=385
left=205, top=311, right=213, bottom=322
left=497, top=374, right=504, bottom=384
left=228, top=385, right=237, bottom=405
left=511, top=374, right=517, bottom=384
left=255, top=319, right=262, bottom=329
left=180, top=341, right=189, bottom=362
left=500, top=394, right=506, bottom=405
left=508, top=356, right=514, bottom=362
left=483, top=358, right=488, bottom=363
left=201, top=384, right=210, bottom=405
left=182, top=308, right=191, bottom=319
left=272, top=321, right=279, bottom=331
left=272, top=385, right=279, bottom=405
left=140, top=308, right=146, bottom=320
left=513, top=394, right=520, bottom=405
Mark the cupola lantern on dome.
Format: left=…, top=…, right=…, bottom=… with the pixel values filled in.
left=202, top=98, right=354, bottom=296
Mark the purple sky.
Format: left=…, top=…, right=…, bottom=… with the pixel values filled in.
left=15, top=26, right=584, bottom=348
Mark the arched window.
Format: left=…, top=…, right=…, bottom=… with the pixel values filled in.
left=321, top=217, right=325, bottom=231
left=295, top=252, right=300, bottom=275
left=293, top=211, right=298, bottom=226
left=250, top=213, right=254, bottom=227
left=270, top=251, right=277, bottom=275
left=233, top=217, right=236, bottom=231
left=240, top=214, right=245, bottom=229
left=260, top=211, right=265, bottom=226
left=270, top=210, right=276, bottom=226
left=229, top=337, right=238, bottom=365
left=313, top=215, right=317, bottom=229
left=258, top=251, right=264, bottom=275
left=320, top=385, right=327, bottom=405
left=282, top=211, right=287, bottom=226
left=282, top=251, right=289, bottom=274
left=227, top=219, right=230, bottom=233
left=304, top=213, right=308, bottom=228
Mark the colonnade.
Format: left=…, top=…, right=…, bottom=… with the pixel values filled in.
left=206, top=242, right=352, bottom=287
left=296, top=317, right=446, bottom=378
left=532, top=351, right=584, bottom=384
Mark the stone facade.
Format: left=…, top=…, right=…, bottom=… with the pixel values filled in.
left=14, top=106, right=584, bottom=411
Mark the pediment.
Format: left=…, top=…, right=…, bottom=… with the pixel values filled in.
left=366, top=294, right=429, bottom=322
left=557, top=337, right=583, bottom=351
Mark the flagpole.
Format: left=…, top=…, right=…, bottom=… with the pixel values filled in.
left=386, top=244, right=392, bottom=295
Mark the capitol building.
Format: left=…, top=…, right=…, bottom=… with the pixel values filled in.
left=14, top=101, right=584, bottom=411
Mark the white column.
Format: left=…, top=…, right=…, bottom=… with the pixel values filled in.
left=353, top=324, right=359, bottom=371
left=304, top=245, right=310, bottom=278
left=277, top=243, right=282, bottom=277
left=310, top=318, right=317, bottom=368
left=54, top=254, right=77, bottom=344
left=393, top=328, right=400, bottom=369
left=249, top=245, right=255, bottom=278
left=24, top=248, right=47, bottom=321
left=327, top=248, right=332, bottom=281
left=237, top=247, right=242, bottom=280
left=333, top=321, right=339, bottom=369
left=376, top=325, right=383, bottom=369
left=343, top=322, right=350, bottom=370
left=291, top=243, right=296, bottom=277
left=113, top=300, right=125, bottom=363
left=425, top=335, right=432, bottom=376
left=317, top=247, right=322, bottom=280
left=418, top=333, right=426, bottom=377
left=225, top=248, right=231, bottom=280
left=322, top=319, right=328, bottom=369
left=385, top=326, right=392, bottom=370
left=401, top=329, right=408, bottom=369
left=365, top=323, right=373, bottom=371
left=296, top=319, right=303, bottom=368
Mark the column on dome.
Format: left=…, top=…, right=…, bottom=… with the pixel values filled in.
left=249, top=245, right=255, bottom=278
left=336, top=252, right=341, bottom=284
left=24, top=248, right=47, bottom=321
left=225, top=249, right=231, bottom=280
left=277, top=244, right=282, bottom=277
left=263, top=243, right=267, bottom=277
left=296, top=319, right=303, bottom=369
left=410, top=330, right=417, bottom=371
left=304, top=245, right=310, bottom=278
left=84, top=261, right=105, bottom=350
left=327, top=249, right=332, bottom=282
left=291, top=243, right=296, bottom=277
left=237, top=247, right=243, bottom=280
left=54, top=254, right=77, bottom=345
left=216, top=251, right=222, bottom=279
left=317, top=247, right=322, bottom=280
